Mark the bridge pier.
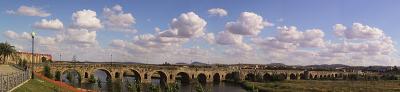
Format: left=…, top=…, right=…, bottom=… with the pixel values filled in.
left=296, top=74, right=301, bottom=80
left=286, top=74, right=290, bottom=80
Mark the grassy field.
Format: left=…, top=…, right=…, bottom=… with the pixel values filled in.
left=12, top=78, right=70, bottom=92
left=246, top=80, right=400, bottom=92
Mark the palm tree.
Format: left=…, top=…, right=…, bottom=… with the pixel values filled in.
left=0, top=42, right=17, bottom=64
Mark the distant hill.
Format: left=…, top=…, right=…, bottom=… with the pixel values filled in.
left=72, top=61, right=144, bottom=64
left=266, top=63, right=287, bottom=67
left=116, top=62, right=144, bottom=64
left=306, top=64, right=349, bottom=69
left=191, top=61, right=207, bottom=65
left=175, top=62, right=188, bottom=65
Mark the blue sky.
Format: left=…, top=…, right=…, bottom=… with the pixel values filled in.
left=1, top=0, right=399, bottom=65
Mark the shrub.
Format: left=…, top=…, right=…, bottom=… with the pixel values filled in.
left=43, top=65, right=53, bottom=79
left=149, top=84, right=160, bottom=92
left=55, top=71, right=61, bottom=81
left=88, top=74, right=96, bottom=83
left=167, top=83, right=180, bottom=92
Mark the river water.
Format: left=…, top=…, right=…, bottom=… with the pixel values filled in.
left=62, top=70, right=246, bottom=92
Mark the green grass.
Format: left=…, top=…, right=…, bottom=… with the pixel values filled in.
left=248, top=80, right=400, bottom=92
left=12, top=78, right=69, bottom=92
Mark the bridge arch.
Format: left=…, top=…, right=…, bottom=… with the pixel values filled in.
left=213, top=73, right=221, bottom=83
left=309, top=74, right=313, bottom=79
left=61, top=69, right=82, bottom=85
left=175, top=72, right=190, bottom=85
left=279, top=73, right=286, bottom=78
left=225, top=73, right=232, bottom=80
left=263, top=73, right=272, bottom=81
left=245, top=73, right=256, bottom=82
left=92, top=68, right=112, bottom=83
left=289, top=73, right=296, bottom=80
left=150, top=71, right=168, bottom=86
left=92, top=69, right=112, bottom=76
left=123, top=69, right=142, bottom=83
left=61, top=69, right=81, bottom=76
left=197, top=73, right=207, bottom=84
left=300, top=73, right=305, bottom=79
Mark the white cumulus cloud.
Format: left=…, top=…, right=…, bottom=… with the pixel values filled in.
left=226, top=12, right=273, bottom=36
left=276, top=26, right=304, bottom=43
left=72, top=9, right=102, bottom=29
left=170, top=12, right=207, bottom=38
left=216, top=31, right=243, bottom=45
left=110, top=39, right=126, bottom=48
left=333, top=23, right=384, bottom=39
left=202, top=33, right=215, bottom=44
left=64, top=28, right=98, bottom=47
left=208, top=8, right=228, bottom=17
left=33, top=19, right=64, bottom=30
left=300, top=29, right=325, bottom=48
left=7, top=5, right=51, bottom=17
left=3, top=30, right=31, bottom=40
left=103, top=4, right=137, bottom=33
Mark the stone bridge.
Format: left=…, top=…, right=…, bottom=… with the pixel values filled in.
left=43, top=63, right=363, bottom=84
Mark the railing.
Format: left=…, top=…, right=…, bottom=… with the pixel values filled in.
left=0, top=69, right=30, bottom=92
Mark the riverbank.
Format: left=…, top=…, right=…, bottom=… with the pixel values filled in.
left=12, top=78, right=69, bottom=92
left=12, top=71, right=91, bottom=92
left=239, top=80, right=400, bottom=92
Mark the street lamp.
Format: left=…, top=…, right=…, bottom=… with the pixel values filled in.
left=31, top=31, right=36, bottom=79
left=110, top=53, right=113, bottom=67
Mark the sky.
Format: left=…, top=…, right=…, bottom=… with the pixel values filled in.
left=1, top=0, right=399, bottom=66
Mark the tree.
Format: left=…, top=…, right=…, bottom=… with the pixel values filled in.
left=97, top=78, right=102, bottom=91
left=393, top=66, right=398, bottom=71
left=191, top=78, right=210, bottom=92
left=167, top=83, right=180, bottom=92
left=88, top=74, right=96, bottom=83
left=41, top=57, right=47, bottom=63
left=43, top=65, right=53, bottom=78
left=18, top=58, right=22, bottom=66
left=255, top=74, right=263, bottom=82
left=55, top=71, right=61, bottom=81
left=127, top=80, right=141, bottom=92
left=267, top=74, right=285, bottom=82
left=66, top=72, right=73, bottom=83
left=106, top=77, right=113, bottom=92
left=149, top=84, right=160, bottom=92
left=23, top=59, right=27, bottom=69
left=126, top=80, right=137, bottom=92
left=0, top=42, right=17, bottom=64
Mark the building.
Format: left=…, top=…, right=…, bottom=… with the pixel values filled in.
left=4, top=52, right=52, bottom=64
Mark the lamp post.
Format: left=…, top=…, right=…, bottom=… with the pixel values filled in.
left=110, top=54, right=113, bottom=67
left=31, top=31, right=36, bottom=79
